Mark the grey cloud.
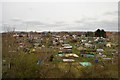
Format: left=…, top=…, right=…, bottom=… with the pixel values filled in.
left=75, top=20, right=83, bottom=23
left=75, top=18, right=87, bottom=23
left=2, top=17, right=118, bottom=32
left=44, top=22, right=69, bottom=27
left=11, top=18, right=22, bottom=22
left=65, top=25, right=95, bottom=31
left=20, top=20, right=118, bottom=32
left=84, top=20, right=118, bottom=31
left=52, top=24, right=68, bottom=27
left=71, top=19, right=118, bottom=31
left=23, top=21, right=45, bottom=26
left=96, top=20, right=118, bottom=31
left=104, top=11, right=118, bottom=15
left=87, top=17, right=97, bottom=20
left=15, top=20, right=69, bottom=31
left=75, top=17, right=97, bottom=24
left=55, top=21, right=65, bottom=24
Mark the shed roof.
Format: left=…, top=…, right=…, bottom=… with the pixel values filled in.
left=80, top=62, right=92, bottom=66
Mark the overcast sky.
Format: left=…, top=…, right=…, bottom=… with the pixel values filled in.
left=1, top=2, right=118, bottom=32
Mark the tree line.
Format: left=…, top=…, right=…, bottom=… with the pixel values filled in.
left=85, top=29, right=106, bottom=38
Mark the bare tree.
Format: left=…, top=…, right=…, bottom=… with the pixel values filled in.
left=3, top=24, right=16, bottom=33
